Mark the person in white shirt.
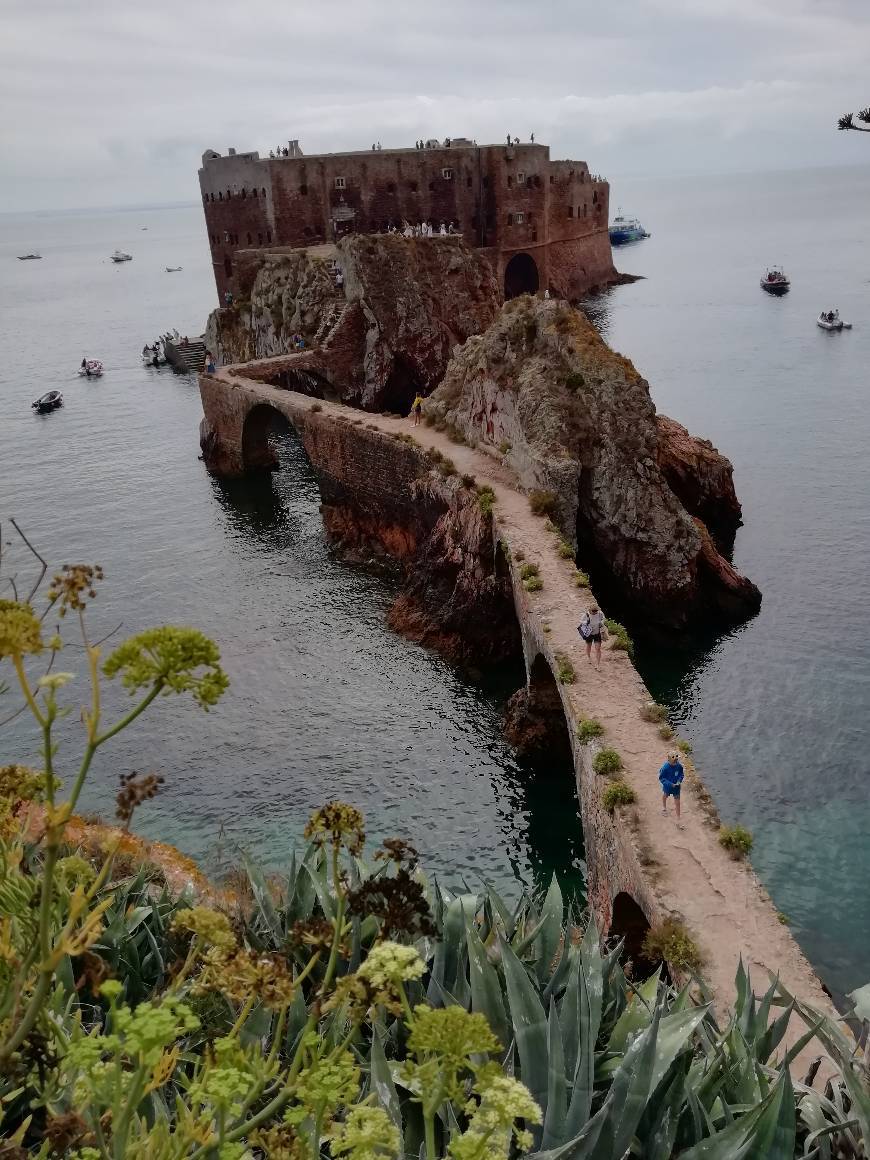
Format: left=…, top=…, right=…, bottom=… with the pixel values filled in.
left=579, top=605, right=607, bottom=670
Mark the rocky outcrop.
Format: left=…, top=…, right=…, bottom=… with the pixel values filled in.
left=207, top=236, right=500, bottom=413
left=424, top=296, right=760, bottom=629
left=656, top=415, right=742, bottom=549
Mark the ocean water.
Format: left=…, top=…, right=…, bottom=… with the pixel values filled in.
left=1, top=165, right=868, bottom=1001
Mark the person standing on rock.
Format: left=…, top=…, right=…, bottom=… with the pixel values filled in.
left=579, top=605, right=607, bottom=669
left=659, top=752, right=684, bottom=818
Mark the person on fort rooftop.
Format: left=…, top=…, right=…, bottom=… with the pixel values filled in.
left=659, top=752, right=684, bottom=818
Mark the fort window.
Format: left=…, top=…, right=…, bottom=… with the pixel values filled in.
left=584, top=204, right=587, bottom=217
left=517, top=172, right=525, bottom=184
left=300, top=184, right=308, bottom=195
left=252, top=188, right=258, bottom=198
left=567, top=205, right=574, bottom=218
left=592, top=191, right=598, bottom=205
left=514, top=212, right=525, bottom=224
left=466, top=176, right=472, bottom=187
left=549, top=175, right=554, bottom=184
left=441, top=168, right=453, bottom=180
left=261, top=187, right=266, bottom=197
left=409, top=180, right=418, bottom=192
left=334, top=176, right=346, bottom=189
left=303, top=226, right=312, bottom=237
left=266, top=230, right=272, bottom=242
left=247, top=232, right=252, bottom=245
left=387, top=181, right=396, bottom=192
left=258, top=232, right=263, bottom=244
left=428, top=181, right=435, bottom=191
left=507, top=176, right=513, bottom=188
left=483, top=175, right=490, bottom=188
left=507, top=213, right=514, bottom=225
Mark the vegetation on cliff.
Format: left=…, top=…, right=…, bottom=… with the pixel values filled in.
left=1, top=559, right=869, bottom=1158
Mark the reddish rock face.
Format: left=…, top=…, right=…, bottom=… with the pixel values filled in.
left=656, top=415, right=742, bottom=550
left=206, top=235, right=500, bottom=413
left=425, top=296, right=760, bottom=630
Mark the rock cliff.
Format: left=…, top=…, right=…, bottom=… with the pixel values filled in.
left=655, top=415, right=742, bottom=549
left=424, top=296, right=760, bottom=628
left=206, top=236, right=499, bottom=412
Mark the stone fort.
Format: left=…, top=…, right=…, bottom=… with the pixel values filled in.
left=199, top=137, right=616, bottom=303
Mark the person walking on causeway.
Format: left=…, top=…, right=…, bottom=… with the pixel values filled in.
left=659, top=751, right=684, bottom=818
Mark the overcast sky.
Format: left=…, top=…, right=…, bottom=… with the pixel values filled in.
left=2, top=0, right=869, bottom=212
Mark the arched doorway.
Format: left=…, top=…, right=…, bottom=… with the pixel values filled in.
left=382, top=354, right=423, bottom=415
left=609, top=891, right=652, bottom=972
left=242, top=403, right=294, bottom=473
left=504, top=252, right=539, bottom=299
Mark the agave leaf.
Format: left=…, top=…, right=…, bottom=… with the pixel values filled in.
left=239, top=1001, right=272, bottom=1046
left=647, top=1005, right=709, bottom=1095
left=743, top=1067, right=796, bottom=1160
left=302, top=857, right=335, bottom=922
left=498, top=933, right=550, bottom=1126
left=484, top=884, right=517, bottom=939
left=429, top=894, right=477, bottom=1000
left=564, top=945, right=602, bottom=1137
left=542, top=998, right=567, bottom=1148
left=597, top=1002, right=663, bottom=1159
left=512, top=914, right=549, bottom=961
left=559, top=947, right=582, bottom=1079
left=542, top=934, right=574, bottom=1006
left=370, top=1026, right=402, bottom=1131
left=466, top=919, right=509, bottom=1048
left=734, top=956, right=749, bottom=1021
left=536, top=874, right=564, bottom=984
left=607, top=966, right=661, bottom=1054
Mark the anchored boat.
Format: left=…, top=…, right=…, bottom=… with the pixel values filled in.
left=761, top=267, right=790, bottom=295
left=18, top=253, right=42, bottom=260
left=78, top=359, right=104, bottom=377
left=608, top=213, right=649, bottom=245
left=32, top=390, right=63, bottom=414
left=817, top=310, right=852, bottom=331
left=110, top=250, right=133, bottom=263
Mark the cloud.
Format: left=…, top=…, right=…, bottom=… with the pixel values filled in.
left=1, top=0, right=868, bottom=211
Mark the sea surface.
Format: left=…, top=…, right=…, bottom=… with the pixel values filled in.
left=0, top=165, right=868, bottom=1001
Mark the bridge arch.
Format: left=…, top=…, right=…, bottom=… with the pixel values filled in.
left=609, top=891, right=652, bottom=971
left=504, top=252, right=539, bottom=299
left=241, top=402, right=296, bottom=473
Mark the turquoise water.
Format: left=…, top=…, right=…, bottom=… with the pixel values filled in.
left=1, top=166, right=869, bottom=1001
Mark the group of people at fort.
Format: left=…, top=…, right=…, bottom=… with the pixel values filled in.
left=399, top=220, right=458, bottom=238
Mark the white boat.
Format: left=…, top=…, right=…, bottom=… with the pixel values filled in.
left=110, top=250, right=132, bottom=263
left=165, top=266, right=183, bottom=273
left=142, top=343, right=166, bottom=366
left=18, top=253, right=42, bottom=260
left=78, top=359, right=104, bottom=377
left=817, top=310, right=852, bottom=331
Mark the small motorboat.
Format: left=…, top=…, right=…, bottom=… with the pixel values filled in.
left=165, top=266, right=183, bottom=273
left=32, top=390, right=63, bottom=414
left=817, top=309, right=852, bottom=331
left=761, top=267, right=790, bottom=294
left=608, top=212, right=650, bottom=245
left=78, top=359, right=104, bottom=377
left=18, top=253, right=42, bottom=260
left=110, top=250, right=133, bottom=263
left=142, top=343, right=166, bottom=367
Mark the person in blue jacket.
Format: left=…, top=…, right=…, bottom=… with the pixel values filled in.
left=658, top=751, right=684, bottom=818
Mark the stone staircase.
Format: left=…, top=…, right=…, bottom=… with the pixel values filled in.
left=165, top=336, right=207, bottom=373
left=313, top=303, right=344, bottom=346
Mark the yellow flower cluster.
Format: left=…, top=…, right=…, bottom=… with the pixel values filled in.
left=173, top=906, right=237, bottom=950
left=450, top=1065, right=541, bottom=1160
left=0, top=600, right=44, bottom=659
left=328, top=1105, right=400, bottom=1160
left=304, top=801, right=365, bottom=856
left=103, top=626, right=229, bottom=709
left=196, top=946, right=295, bottom=1009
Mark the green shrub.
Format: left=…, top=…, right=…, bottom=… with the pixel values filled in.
left=523, top=575, right=543, bottom=592
left=555, top=654, right=576, bottom=684
left=603, top=780, right=636, bottom=814
left=564, top=370, right=586, bottom=392
left=529, top=489, right=559, bottom=517
left=310, top=401, right=323, bottom=412
left=498, top=439, right=512, bottom=454
left=718, top=824, right=753, bottom=859
left=556, top=539, right=575, bottom=559
left=437, top=457, right=458, bottom=477
left=544, top=519, right=558, bottom=534
left=777, top=911, right=791, bottom=925
left=543, top=623, right=551, bottom=634
left=519, top=562, right=539, bottom=581
left=573, top=570, right=590, bottom=588
left=577, top=717, right=604, bottom=742
left=477, top=485, right=495, bottom=515
left=658, top=723, right=675, bottom=740
left=593, top=747, right=623, bottom=776
left=605, top=618, right=634, bottom=657
left=640, top=701, right=668, bottom=723
left=643, top=918, right=704, bottom=973
left=677, top=738, right=694, bottom=755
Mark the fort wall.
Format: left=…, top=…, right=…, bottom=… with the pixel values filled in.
left=198, top=141, right=615, bottom=303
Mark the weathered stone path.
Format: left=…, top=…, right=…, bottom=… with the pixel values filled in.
left=204, top=369, right=841, bottom=1070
